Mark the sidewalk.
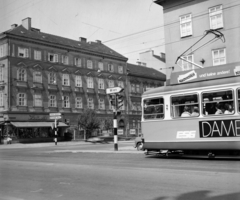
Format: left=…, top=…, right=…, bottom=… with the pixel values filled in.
left=0, top=140, right=140, bottom=153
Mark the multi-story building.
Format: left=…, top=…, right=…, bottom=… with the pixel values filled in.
left=0, top=17, right=165, bottom=143
left=138, top=50, right=166, bottom=75
left=154, top=0, right=240, bottom=82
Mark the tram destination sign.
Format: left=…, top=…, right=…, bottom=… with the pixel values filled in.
left=199, top=119, right=240, bottom=138
left=106, top=87, right=124, bottom=94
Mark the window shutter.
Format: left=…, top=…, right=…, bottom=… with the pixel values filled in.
left=54, top=54, right=58, bottom=62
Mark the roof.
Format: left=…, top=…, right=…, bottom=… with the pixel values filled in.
left=127, top=63, right=166, bottom=81
left=3, top=25, right=127, bottom=61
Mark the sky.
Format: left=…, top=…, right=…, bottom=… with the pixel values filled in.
left=0, top=0, right=164, bottom=64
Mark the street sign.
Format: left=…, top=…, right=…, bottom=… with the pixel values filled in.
left=49, top=113, right=61, bottom=116
left=49, top=116, right=62, bottom=120
left=106, top=87, right=124, bottom=94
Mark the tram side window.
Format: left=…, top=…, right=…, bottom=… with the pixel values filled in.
left=238, top=89, right=240, bottom=112
left=171, top=94, right=199, bottom=118
left=143, top=98, right=164, bottom=120
left=202, top=90, right=234, bottom=115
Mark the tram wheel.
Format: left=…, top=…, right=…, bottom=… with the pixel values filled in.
left=208, top=152, right=215, bottom=159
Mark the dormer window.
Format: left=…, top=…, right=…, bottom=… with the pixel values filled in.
left=87, top=60, right=93, bottom=69
left=62, top=55, right=69, bottom=65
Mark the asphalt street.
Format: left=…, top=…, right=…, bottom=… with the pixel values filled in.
left=0, top=141, right=240, bottom=200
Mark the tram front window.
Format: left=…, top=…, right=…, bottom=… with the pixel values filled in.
left=202, top=90, right=234, bottom=115
left=171, top=94, right=199, bottom=118
left=143, top=98, right=164, bottom=120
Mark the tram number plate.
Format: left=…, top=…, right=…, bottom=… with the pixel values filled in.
left=177, top=131, right=196, bottom=139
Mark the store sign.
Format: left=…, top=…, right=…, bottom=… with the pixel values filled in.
left=171, top=62, right=240, bottom=85
left=130, top=129, right=136, bottom=135
left=199, top=119, right=240, bottom=138
left=117, top=129, right=124, bottom=135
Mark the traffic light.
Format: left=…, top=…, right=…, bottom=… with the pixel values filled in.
left=109, top=94, right=117, bottom=107
left=117, top=94, right=124, bottom=110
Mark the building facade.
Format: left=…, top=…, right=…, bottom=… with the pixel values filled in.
left=0, top=18, right=165, bottom=143
left=155, top=0, right=240, bottom=81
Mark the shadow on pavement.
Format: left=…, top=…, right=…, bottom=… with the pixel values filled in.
left=153, top=190, right=240, bottom=200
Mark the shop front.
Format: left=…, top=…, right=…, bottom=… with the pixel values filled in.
left=0, top=113, right=69, bottom=144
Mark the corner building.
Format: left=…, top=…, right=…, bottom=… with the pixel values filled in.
left=0, top=18, right=165, bottom=143
left=154, top=0, right=240, bottom=82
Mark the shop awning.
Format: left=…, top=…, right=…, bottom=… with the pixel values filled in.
left=10, top=122, right=69, bottom=128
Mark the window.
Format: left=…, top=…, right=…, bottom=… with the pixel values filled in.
left=0, top=44, right=8, bottom=58
left=108, top=64, right=114, bottom=72
left=87, top=60, right=93, bottom=69
left=75, top=75, right=82, bottom=87
left=98, top=78, right=104, bottom=89
left=143, top=98, right=164, bottom=120
left=75, top=58, right=81, bottom=67
left=212, top=48, right=226, bottom=66
left=63, top=96, right=70, bottom=108
left=180, top=14, right=192, bottom=37
left=48, top=72, right=56, bottom=84
left=62, top=74, right=70, bottom=86
left=87, top=77, right=94, bottom=88
left=75, top=97, right=82, bottom=108
left=132, top=120, right=136, bottom=129
left=0, top=92, right=3, bottom=106
left=34, top=94, right=42, bottom=107
left=62, top=55, right=69, bottom=65
left=99, top=98, right=105, bottom=110
left=34, top=50, right=41, bottom=60
left=131, top=84, right=135, bottom=93
left=49, top=95, right=56, bottom=107
left=238, top=89, right=240, bottom=113
left=87, top=98, right=94, bottom=109
left=18, top=93, right=26, bottom=106
left=108, top=80, right=114, bottom=88
left=118, top=81, right=124, bottom=88
left=48, top=53, right=58, bottom=63
left=118, top=66, right=123, bottom=74
left=0, top=66, right=3, bottom=81
left=132, top=102, right=137, bottom=111
left=18, top=47, right=29, bottom=58
left=98, top=62, right=104, bottom=71
left=17, top=68, right=27, bottom=81
left=179, top=55, right=194, bottom=71
left=209, top=5, right=223, bottom=29
left=171, top=94, right=199, bottom=118
left=33, top=71, right=42, bottom=83
left=136, top=84, right=140, bottom=93
left=202, top=90, right=234, bottom=115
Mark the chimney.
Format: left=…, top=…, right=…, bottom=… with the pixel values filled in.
left=160, top=52, right=166, bottom=60
left=79, top=37, right=87, bottom=43
left=11, top=24, right=18, bottom=29
left=95, top=40, right=101, bottom=44
left=22, top=17, right=31, bottom=30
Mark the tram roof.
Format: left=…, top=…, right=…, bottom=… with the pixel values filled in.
left=143, top=63, right=240, bottom=96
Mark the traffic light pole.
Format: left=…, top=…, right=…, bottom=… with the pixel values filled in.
left=113, top=110, right=118, bottom=151
left=54, top=119, right=57, bottom=145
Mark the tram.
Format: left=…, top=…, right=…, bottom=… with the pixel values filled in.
left=141, top=64, right=240, bottom=157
